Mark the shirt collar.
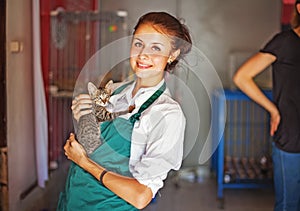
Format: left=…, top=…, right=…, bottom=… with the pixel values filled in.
left=126, top=79, right=167, bottom=106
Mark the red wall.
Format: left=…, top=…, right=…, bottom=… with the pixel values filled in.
left=40, top=0, right=98, bottom=163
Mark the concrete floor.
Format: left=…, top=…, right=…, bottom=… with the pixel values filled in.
left=143, top=167, right=274, bottom=211
left=26, top=161, right=274, bottom=211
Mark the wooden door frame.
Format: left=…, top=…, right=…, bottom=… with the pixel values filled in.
left=0, top=1, right=8, bottom=211
left=0, top=0, right=7, bottom=148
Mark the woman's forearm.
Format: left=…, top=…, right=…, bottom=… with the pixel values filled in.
left=234, top=74, right=277, bottom=114
left=65, top=134, right=153, bottom=209
left=80, top=156, right=153, bottom=209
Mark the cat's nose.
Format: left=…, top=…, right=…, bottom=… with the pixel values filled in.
left=101, top=99, right=108, bottom=104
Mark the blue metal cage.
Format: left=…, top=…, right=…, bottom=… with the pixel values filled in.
left=211, top=89, right=273, bottom=207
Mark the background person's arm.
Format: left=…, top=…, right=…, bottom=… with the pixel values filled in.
left=233, top=52, right=280, bottom=136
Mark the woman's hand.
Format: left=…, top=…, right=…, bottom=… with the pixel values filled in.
left=64, top=135, right=152, bottom=209
left=269, top=108, right=281, bottom=136
left=64, top=133, right=88, bottom=166
left=71, top=94, right=93, bottom=121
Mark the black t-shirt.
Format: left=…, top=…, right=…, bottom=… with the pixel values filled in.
left=260, top=29, right=300, bottom=153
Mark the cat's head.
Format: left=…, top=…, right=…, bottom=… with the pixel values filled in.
left=88, top=82, right=112, bottom=106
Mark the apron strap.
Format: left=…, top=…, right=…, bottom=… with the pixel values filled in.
left=112, top=81, right=134, bottom=95
left=129, top=82, right=166, bottom=124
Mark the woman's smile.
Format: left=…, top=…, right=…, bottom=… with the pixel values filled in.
left=136, top=61, right=153, bottom=69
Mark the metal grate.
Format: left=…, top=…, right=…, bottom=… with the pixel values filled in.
left=224, top=95, right=272, bottom=181
left=211, top=89, right=273, bottom=206
left=48, top=9, right=128, bottom=164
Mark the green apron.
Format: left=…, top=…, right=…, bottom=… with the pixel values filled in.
left=57, top=82, right=166, bottom=211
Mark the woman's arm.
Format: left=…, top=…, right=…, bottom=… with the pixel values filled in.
left=233, top=52, right=280, bottom=136
left=64, top=133, right=153, bottom=209
left=70, top=93, right=153, bottom=209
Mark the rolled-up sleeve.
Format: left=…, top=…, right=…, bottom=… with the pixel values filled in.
left=129, top=104, right=186, bottom=197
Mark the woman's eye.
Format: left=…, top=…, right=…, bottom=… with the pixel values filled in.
left=134, top=42, right=143, bottom=48
left=152, top=46, right=161, bottom=51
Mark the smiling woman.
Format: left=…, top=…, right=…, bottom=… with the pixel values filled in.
left=130, top=24, right=180, bottom=94
left=57, top=12, right=192, bottom=211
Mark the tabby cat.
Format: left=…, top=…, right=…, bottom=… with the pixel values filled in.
left=76, top=81, right=134, bottom=155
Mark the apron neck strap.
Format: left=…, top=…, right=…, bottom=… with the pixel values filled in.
left=129, top=82, right=166, bottom=124
left=112, top=81, right=134, bottom=96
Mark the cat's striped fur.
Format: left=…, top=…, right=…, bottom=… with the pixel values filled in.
left=76, top=81, right=133, bottom=155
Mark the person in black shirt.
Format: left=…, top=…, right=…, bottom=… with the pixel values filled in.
left=233, top=1, right=300, bottom=210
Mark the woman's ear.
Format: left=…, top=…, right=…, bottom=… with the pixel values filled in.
left=169, top=49, right=180, bottom=62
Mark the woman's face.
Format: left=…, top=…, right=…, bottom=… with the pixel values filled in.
left=130, top=24, right=174, bottom=82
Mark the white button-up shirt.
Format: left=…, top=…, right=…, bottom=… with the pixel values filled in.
left=108, top=79, right=186, bottom=197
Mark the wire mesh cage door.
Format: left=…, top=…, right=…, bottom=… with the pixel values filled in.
left=48, top=10, right=129, bottom=166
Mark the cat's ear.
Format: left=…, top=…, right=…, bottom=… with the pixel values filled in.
left=105, top=80, right=114, bottom=94
left=105, top=80, right=113, bottom=89
left=88, top=82, right=98, bottom=96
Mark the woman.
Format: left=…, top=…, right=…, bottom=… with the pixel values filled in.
left=233, top=2, right=300, bottom=210
left=57, top=12, right=192, bottom=210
